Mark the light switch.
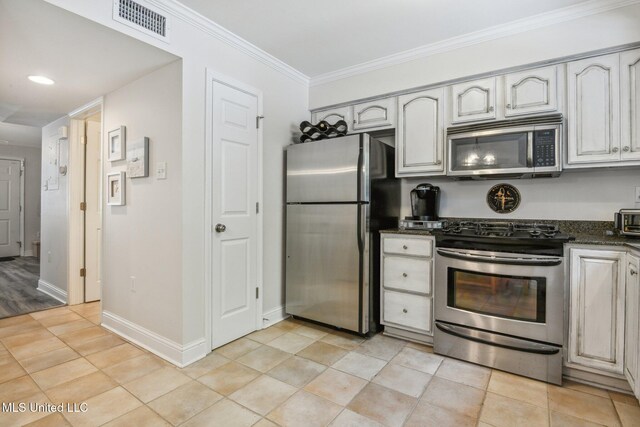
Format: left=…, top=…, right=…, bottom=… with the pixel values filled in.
left=156, top=162, right=167, bottom=180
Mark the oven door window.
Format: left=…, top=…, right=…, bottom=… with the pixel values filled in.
left=447, top=268, right=546, bottom=323
left=450, top=132, right=528, bottom=171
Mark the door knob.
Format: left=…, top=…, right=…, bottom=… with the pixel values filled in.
left=215, top=223, right=226, bottom=233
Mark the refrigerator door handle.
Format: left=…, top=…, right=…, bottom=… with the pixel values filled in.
left=357, top=204, right=363, bottom=252
left=356, top=144, right=364, bottom=252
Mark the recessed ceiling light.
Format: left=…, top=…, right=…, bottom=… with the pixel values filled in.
left=28, top=75, right=55, bottom=85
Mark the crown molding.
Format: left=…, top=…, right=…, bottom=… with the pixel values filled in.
left=145, top=0, right=310, bottom=86
left=310, top=0, right=640, bottom=87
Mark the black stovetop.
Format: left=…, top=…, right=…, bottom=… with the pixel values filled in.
left=433, top=221, right=575, bottom=256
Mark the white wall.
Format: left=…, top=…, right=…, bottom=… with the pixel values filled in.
left=0, top=144, right=41, bottom=253
left=102, top=60, right=183, bottom=344
left=309, top=3, right=640, bottom=109
left=401, top=168, right=640, bottom=221
left=40, top=116, right=69, bottom=294
left=42, top=0, right=309, bottom=356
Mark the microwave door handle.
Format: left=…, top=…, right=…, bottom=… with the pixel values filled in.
left=527, top=132, right=534, bottom=168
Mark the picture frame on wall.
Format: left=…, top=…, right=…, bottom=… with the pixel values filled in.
left=108, top=126, right=126, bottom=161
left=127, top=137, right=149, bottom=178
left=106, top=171, right=126, bottom=206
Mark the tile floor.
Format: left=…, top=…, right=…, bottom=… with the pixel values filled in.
left=1, top=303, right=639, bottom=426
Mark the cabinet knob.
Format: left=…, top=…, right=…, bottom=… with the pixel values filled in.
left=623, top=146, right=630, bottom=152
left=612, top=147, right=619, bottom=153
left=403, top=245, right=408, bottom=250
left=631, top=270, right=637, bottom=276
left=488, top=106, right=494, bottom=112
left=402, top=273, right=408, bottom=278
left=435, top=160, right=442, bottom=165
left=402, top=308, right=408, bottom=313
left=506, top=104, right=511, bottom=109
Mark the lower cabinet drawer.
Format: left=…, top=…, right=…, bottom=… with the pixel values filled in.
left=383, top=290, right=432, bottom=334
left=383, top=256, right=431, bottom=294
left=383, top=237, right=432, bottom=257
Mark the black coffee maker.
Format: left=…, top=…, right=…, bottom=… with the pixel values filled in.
left=410, top=183, right=440, bottom=220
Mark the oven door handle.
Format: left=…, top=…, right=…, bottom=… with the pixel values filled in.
left=435, top=322, right=560, bottom=355
left=436, top=248, right=562, bottom=266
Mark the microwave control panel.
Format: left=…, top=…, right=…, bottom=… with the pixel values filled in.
left=533, top=130, right=556, bottom=167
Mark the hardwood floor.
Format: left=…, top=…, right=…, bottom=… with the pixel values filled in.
left=0, top=256, right=62, bottom=319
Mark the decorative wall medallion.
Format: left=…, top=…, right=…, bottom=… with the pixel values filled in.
left=487, top=183, right=520, bottom=213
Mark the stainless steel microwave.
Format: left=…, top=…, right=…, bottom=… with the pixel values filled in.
left=446, top=114, right=563, bottom=179
left=615, top=209, right=640, bottom=236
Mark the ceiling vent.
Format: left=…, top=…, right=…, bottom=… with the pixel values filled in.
left=113, top=0, right=170, bottom=42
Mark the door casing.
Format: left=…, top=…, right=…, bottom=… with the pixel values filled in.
left=204, top=69, right=264, bottom=351
left=68, top=97, right=104, bottom=305
left=0, top=157, right=25, bottom=257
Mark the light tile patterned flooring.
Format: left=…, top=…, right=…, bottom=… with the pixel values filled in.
left=0, top=303, right=639, bottom=426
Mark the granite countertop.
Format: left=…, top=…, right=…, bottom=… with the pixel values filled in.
left=381, top=218, right=640, bottom=248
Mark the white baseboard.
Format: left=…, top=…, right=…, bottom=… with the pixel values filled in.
left=262, top=305, right=290, bottom=328
left=23, top=250, right=33, bottom=257
left=37, top=280, right=67, bottom=304
left=101, top=311, right=206, bottom=367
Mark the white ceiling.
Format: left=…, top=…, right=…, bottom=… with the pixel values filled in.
left=0, top=0, right=179, bottom=127
left=179, top=0, right=591, bottom=77
left=0, top=122, right=41, bottom=148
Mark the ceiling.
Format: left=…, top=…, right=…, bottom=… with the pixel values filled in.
left=0, top=122, right=41, bottom=148
left=180, top=0, right=591, bottom=77
left=0, top=0, right=179, bottom=127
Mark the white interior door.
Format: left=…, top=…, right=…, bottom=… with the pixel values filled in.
left=84, top=117, right=102, bottom=302
left=210, top=79, right=259, bottom=348
left=0, top=160, right=21, bottom=257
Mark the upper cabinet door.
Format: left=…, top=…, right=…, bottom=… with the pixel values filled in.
left=451, top=77, right=496, bottom=124
left=504, top=66, right=559, bottom=117
left=352, top=98, right=396, bottom=131
left=567, top=54, right=620, bottom=165
left=311, top=106, right=353, bottom=132
left=621, top=49, right=640, bottom=161
left=396, top=88, right=445, bottom=176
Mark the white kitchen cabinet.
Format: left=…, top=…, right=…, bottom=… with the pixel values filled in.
left=381, top=234, right=434, bottom=343
left=624, top=252, right=640, bottom=400
left=504, top=66, right=559, bottom=117
left=352, top=98, right=396, bottom=131
left=566, top=54, right=621, bottom=165
left=396, top=88, right=445, bottom=177
left=568, top=247, right=626, bottom=376
left=451, top=77, right=496, bottom=123
left=311, top=106, right=352, bottom=130
left=621, top=49, right=640, bottom=162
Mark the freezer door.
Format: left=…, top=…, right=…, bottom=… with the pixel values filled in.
left=286, top=134, right=368, bottom=203
left=286, top=204, right=364, bottom=332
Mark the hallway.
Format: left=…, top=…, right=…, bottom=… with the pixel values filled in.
left=0, top=257, right=61, bottom=319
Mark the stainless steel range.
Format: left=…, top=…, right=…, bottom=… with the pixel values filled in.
left=433, top=221, right=574, bottom=385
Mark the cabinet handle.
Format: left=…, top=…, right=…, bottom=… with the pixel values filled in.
left=612, top=147, right=619, bottom=153
left=631, top=270, right=637, bottom=276
left=402, top=308, right=408, bottom=313
left=403, top=245, right=408, bottom=250
left=402, top=273, right=408, bottom=278
left=623, top=146, right=630, bottom=152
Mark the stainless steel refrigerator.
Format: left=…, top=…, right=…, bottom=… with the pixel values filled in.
left=285, top=134, right=400, bottom=334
